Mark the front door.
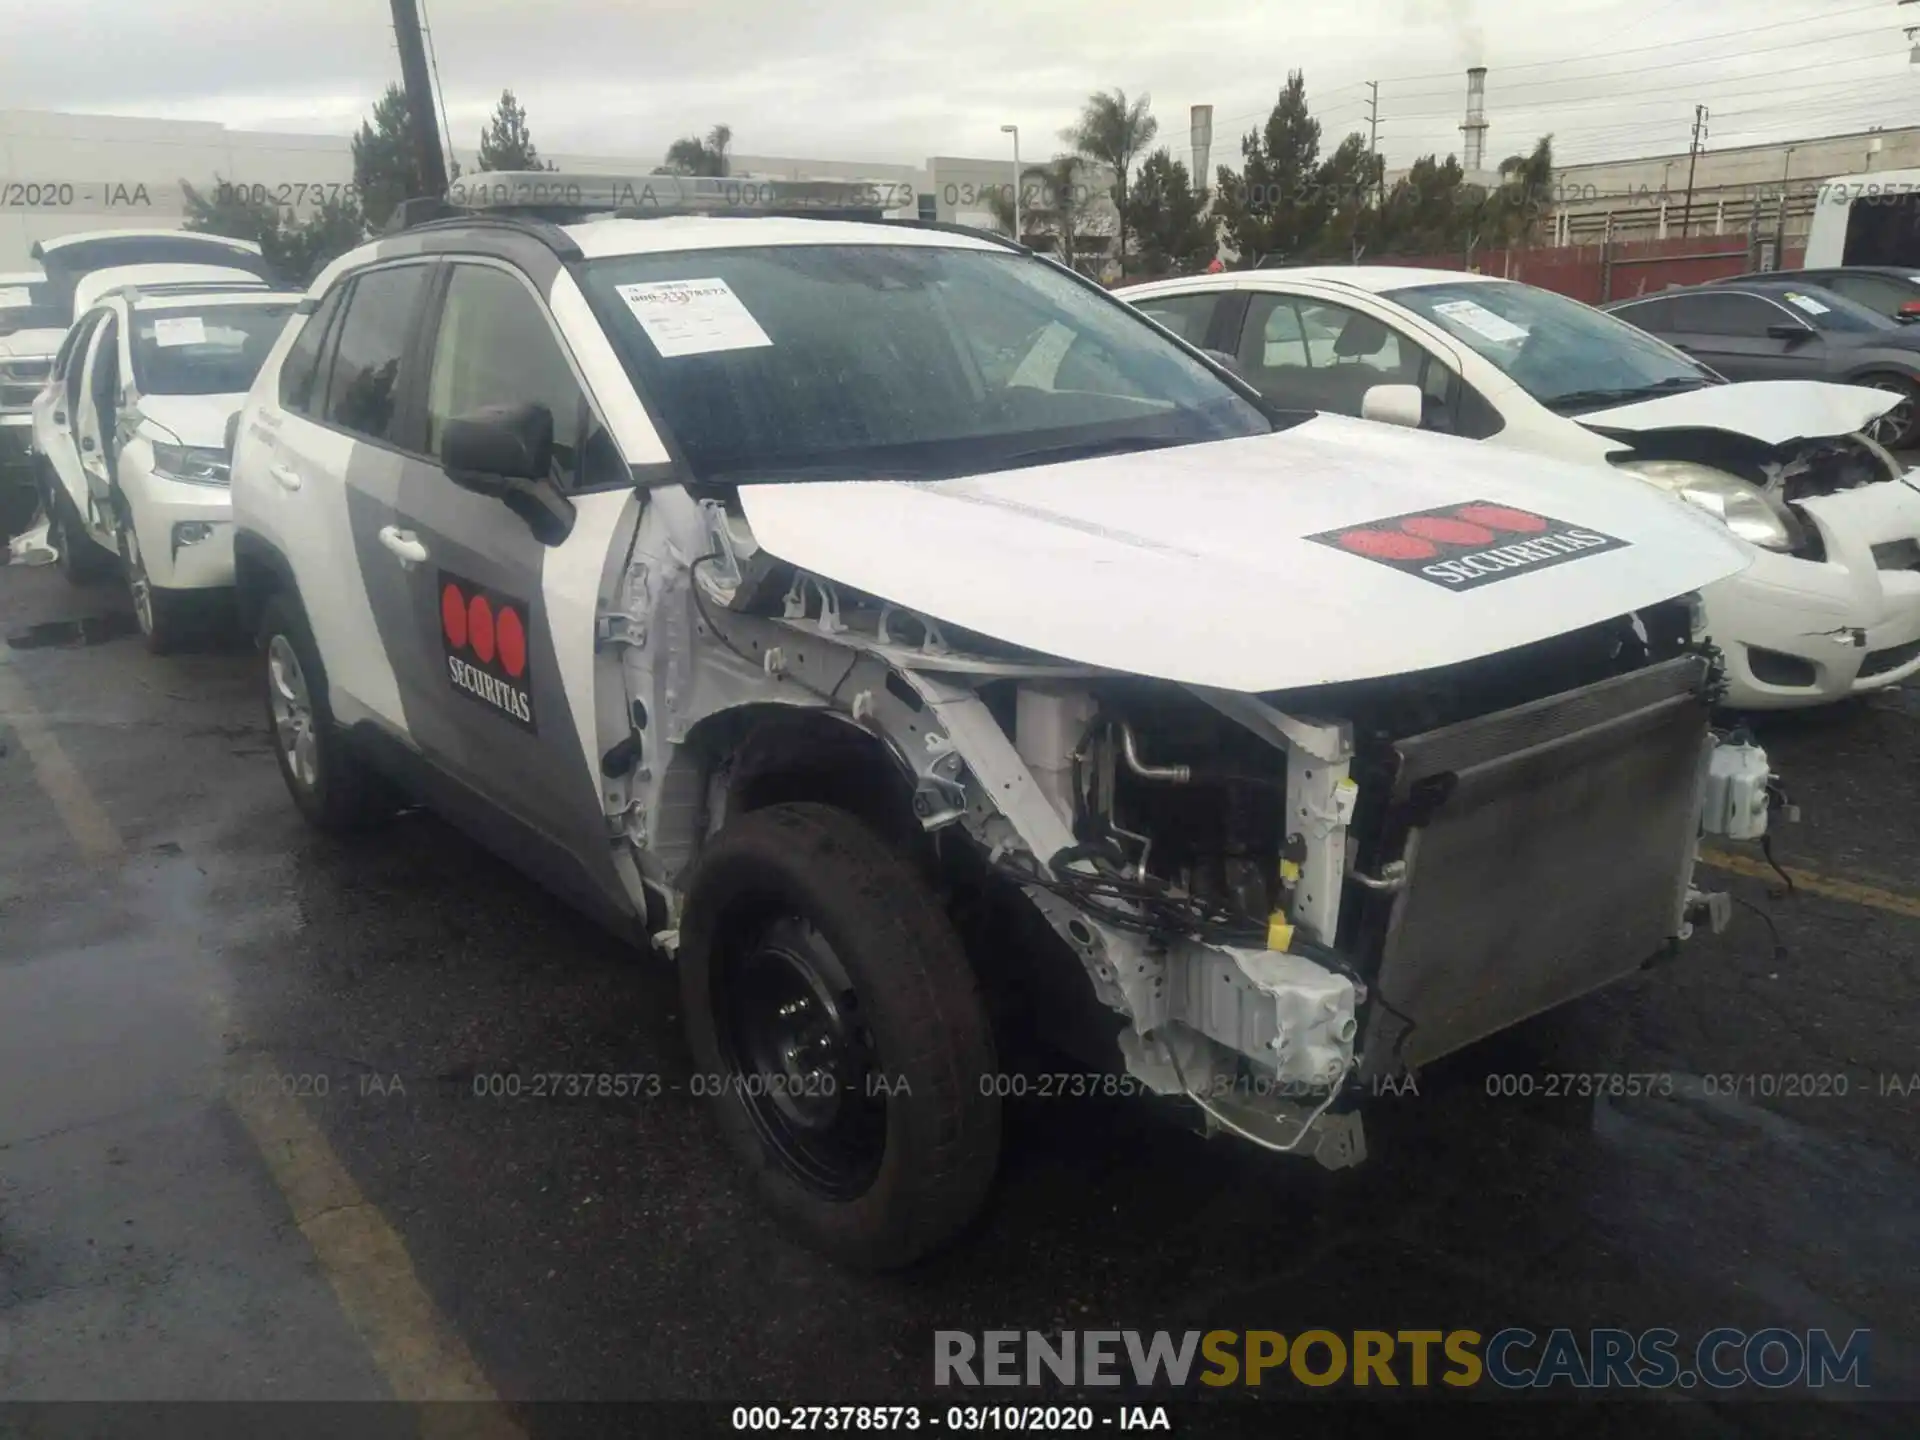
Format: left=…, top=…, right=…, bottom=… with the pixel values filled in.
left=379, top=258, right=639, bottom=923
left=1663, top=290, right=1826, bottom=381
left=74, top=313, right=121, bottom=524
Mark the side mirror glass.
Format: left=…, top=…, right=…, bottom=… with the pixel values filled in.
left=441, top=401, right=575, bottom=546
left=1361, top=382, right=1425, bottom=429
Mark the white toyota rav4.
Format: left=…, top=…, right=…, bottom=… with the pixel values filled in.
left=230, top=174, right=1772, bottom=1269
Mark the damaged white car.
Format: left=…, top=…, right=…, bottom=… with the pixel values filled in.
left=231, top=176, right=1772, bottom=1270
left=1121, top=267, right=1920, bottom=708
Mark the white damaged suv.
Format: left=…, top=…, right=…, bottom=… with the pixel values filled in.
left=230, top=174, right=1771, bottom=1269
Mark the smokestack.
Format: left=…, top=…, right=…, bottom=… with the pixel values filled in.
left=1462, top=66, right=1488, bottom=172
left=1190, top=105, right=1214, bottom=188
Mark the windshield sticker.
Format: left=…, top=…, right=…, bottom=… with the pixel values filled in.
left=439, top=572, right=537, bottom=732
left=1308, top=501, right=1629, bottom=591
left=1784, top=293, right=1830, bottom=315
left=616, top=277, right=773, bottom=358
left=0, top=287, right=31, bottom=309
left=149, top=315, right=208, bottom=348
left=1431, top=299, right=1530, bottom=344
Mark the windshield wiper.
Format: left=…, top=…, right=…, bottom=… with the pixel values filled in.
left=990, top=435, right=1186, bottom=469
left=1547, top=376, right=1713, bottom=411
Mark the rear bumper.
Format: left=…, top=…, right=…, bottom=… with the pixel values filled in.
left=1704, top=480, right=1920, bottom=707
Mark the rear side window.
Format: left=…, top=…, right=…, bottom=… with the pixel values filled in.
left=278, top=286, right=347, bottom=416
left=322, top=265, right=432, bottom=443
left=1609, top=297, right=1672, bottom=331
left=1133, top=292, right=1220, bottom=345
left=1666, top=292, right=1773, bottom=337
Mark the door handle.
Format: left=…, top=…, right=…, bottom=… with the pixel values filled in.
left=268, top=463, right=302, bottom=492
left=378, top=525, right=429, bottom=566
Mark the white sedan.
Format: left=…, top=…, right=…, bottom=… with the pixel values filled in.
left=1119, top=266, right=1920, bottom=709
left=32, top=271, right=299, bottom=649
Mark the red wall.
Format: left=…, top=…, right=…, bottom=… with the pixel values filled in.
left=1370, top=236, right=1808, bottom=305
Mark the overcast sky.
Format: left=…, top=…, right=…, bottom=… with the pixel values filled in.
left=4, top=0, right=1914, bottom=172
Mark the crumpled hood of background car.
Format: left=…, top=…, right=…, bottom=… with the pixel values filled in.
left=1578, top=379, right=1898, bottom=448
left=737, top=413, right=1752, bottom=692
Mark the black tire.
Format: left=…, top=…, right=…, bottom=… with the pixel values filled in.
left=45, top=475, right=114, bottom=585
left=115, top=513, right=192, bottom=654
left=1857, top=372, right=1920, bottom=450
left=679, top=802, right=1001, bottom=1270
left=258, top=592, right=394, bottom=833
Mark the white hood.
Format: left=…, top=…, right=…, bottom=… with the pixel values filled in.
left=136, top=392, right=246, bottom=450
left=1579, top=380, right=1897, bottom=447
left=738, top=414, right=1753, bottom=693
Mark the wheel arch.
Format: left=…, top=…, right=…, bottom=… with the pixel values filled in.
left=233, top=529, right=302, bottom=641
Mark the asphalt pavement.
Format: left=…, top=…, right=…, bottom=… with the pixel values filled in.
left=1, top=557, right=1916, bottom=1436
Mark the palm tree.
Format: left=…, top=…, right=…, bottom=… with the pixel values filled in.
left=1062, top=89, right=1158, bottom=272
left=660, top=123, right=733, bottom=178
left=1495, top=134, right=1555, bottom=245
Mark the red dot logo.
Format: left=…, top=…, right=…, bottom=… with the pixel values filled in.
left=441, top=583, right=467, bottom=648
left=496, top=606, right=527, bottom=679
left=1455, top=503, right=1548, bottom=534
left=468, top=594, right=496, bottom=665
left=1402, top=515, right=1497, bottom=547
left=1339, top=528, right=1438, bottom=561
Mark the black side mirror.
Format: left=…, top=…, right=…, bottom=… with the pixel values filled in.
left=441, top=401, right=575, bottom=546
left=1202, top=347, right=1245, bottom=376
left=1766, top=322, right=1816, bottom=343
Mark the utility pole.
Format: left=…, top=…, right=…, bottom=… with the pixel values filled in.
left=389, top=0, right=449, bottom=199
left=1366, top=81, right=1383, bottom=211
left=1680, top=104, right=1708, bottom=239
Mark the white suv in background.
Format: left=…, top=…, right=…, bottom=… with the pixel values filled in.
left=1120, top=267, right=1920, bottom=709
left=33, top=273, right=299, bottom=648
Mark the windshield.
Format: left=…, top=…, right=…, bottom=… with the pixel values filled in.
left=1387, top=278, right=1717, bottom=414
left=1762, top=287, right=1891, bottom=333
left=578, top=244, right=1273, bottom=483
left=0, top=279, right=66, bottom=334
left=130, top=303, right=294, bottom=396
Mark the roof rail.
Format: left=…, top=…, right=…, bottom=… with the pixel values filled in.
left=392, top=210, right=586, bottom=261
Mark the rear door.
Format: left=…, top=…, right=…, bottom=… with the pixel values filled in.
left=37, top=310, right=103, bottom=522
left=259, top=261, right=435, bottom=735
left=374, top=257, right=639, bottom=922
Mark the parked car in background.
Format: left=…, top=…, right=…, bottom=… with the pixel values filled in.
left=1, top=232, right=277, bottom=522
left=1119, top=267, right=1920, bottom=708
left=32, top=271, right=298, bottom=649
left=0, top=268, right=63, bottom=531
left=1603, top=280, right=1920, bottom=448
left=1711, top=267, right=1920, bottom=325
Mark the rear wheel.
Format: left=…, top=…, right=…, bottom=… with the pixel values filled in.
left=259, top=593, right=394, bottom=833
left=679, top=802, right=1001, bottom=1270
left=1858, top=373, right=1920, bottom=449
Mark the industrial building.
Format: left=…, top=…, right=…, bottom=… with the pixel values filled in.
left=0, top=108, right=1121, bottom=270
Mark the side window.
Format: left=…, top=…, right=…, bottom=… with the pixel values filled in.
left=1609, top=297, right=1672, bottom=332
left=323, top=264, right=432, bottom=443
left=425, top=263, right=593, bottom=483
left=278, top=286, right=347, bottom=416
left=1822, top=273, right=1906, bottom=314
left=1666, top=293, right=1775, bottom=337
left=1238, top=295, right=1304, bottom=372
left=1133, top=292, right=1220, bottom=346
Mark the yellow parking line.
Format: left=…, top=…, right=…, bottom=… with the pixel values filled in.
left=1699, top=847, right=1920, bottom=921
left=1, top=650, right=519, bottom=1431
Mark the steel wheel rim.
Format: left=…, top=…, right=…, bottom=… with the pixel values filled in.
left=122, top=524, right=153, bottom=635
left=714, top=914, right=887, bottom=1199
left=267, top=634, right=319, bottom=790
left=1868, top=386, right=1913, bottom=446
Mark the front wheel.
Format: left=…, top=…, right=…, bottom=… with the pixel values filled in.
left=679, top=802, right=1001, bottom=1270
left=1859, top=373, right=1920, bottom=449
left=117, top=514, right=187, bottom=653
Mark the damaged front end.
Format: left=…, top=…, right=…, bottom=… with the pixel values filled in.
left=637, top=498, right=1768, bottom=1173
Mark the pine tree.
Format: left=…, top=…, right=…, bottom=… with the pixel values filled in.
left=476, top=89, right=552, bottom=172
left=352, top=84, right=420, bottom=232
